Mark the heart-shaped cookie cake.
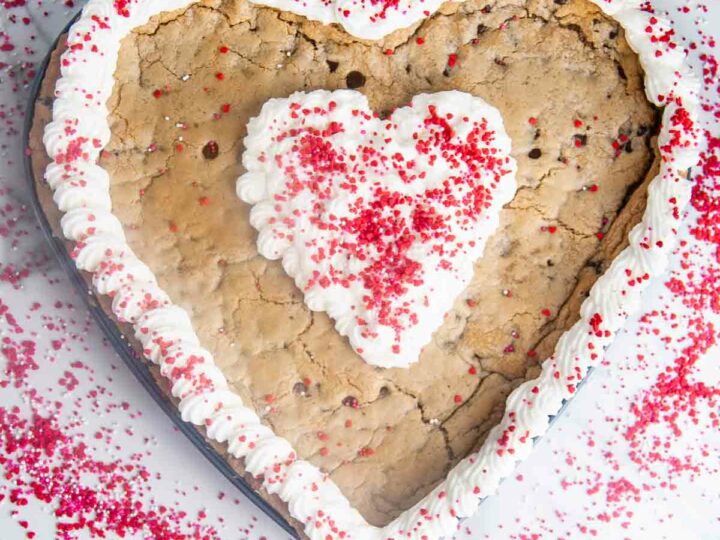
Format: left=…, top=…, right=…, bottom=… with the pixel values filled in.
left=31, top=0, right=700, bottom=537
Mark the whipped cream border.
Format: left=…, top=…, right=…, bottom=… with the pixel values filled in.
left=42, top=1, right=701, bottom=539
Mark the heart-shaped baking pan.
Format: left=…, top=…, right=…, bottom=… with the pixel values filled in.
left=26, top=0, right=700, bottom=538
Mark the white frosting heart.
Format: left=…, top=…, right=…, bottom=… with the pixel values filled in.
left=237, top=90, right=517, bottom=367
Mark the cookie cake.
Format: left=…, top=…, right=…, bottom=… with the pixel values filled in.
left=28, top=0, right=701, bottom=537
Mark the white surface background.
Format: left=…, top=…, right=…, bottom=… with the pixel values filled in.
left=0, top=1, right=719, bottom=539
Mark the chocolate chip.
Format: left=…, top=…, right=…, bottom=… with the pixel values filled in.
left=609, top=29, right=618, bottom=39
left=202, top=140, right=219, bottom=160
left=477, top=23, right=488, bottom=34
left=547, top=259, right=555, bottom=267
left=625, top=140, right=633, bottom=153
left=494, top=58, right=507, bottom=67
left=534, top=129, right=541, bottom=140
left=554, top=0, right=568, bottom=4
left=342, top=396, right=359, bottom=408
left=378, top=386, right=390, bottom=399
left=586, top=260, right=603, bottom=274
left=481, top=4, right=492, bottom=13
left=293, top=381, right=308, bottom=396
left=574, top=134, right=588, bottom=147
left=528, top=148, right=542, bottom=159
left=565, top=23, right=583, bottom=36
left=345, top=70, right=366, bottom=89
left=326, top=60, right=339, bottom=73
left=637, top=125, right=648, bottom=136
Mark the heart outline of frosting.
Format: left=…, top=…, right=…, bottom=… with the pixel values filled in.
left=41, top=0, right=702, bottom=539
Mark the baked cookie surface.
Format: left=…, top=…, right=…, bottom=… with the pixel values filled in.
left=76, top=0, right=657, bottom=525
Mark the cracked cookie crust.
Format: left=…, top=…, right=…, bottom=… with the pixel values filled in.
left=47, top=0, right=658, bottom=526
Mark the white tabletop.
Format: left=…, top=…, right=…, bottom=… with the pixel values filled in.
left=0, top=1, right=718, bottom=539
